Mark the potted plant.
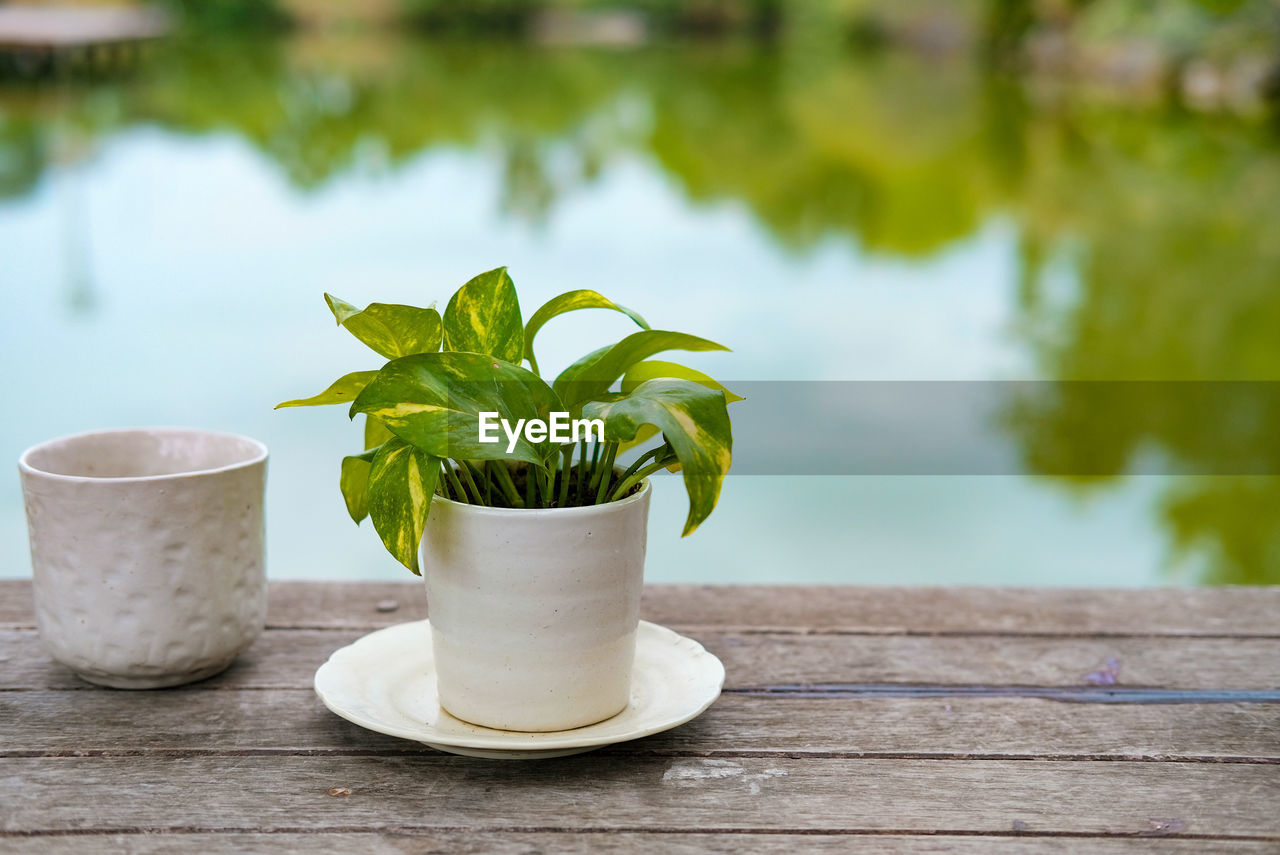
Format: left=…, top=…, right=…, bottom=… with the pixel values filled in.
left=279, top=267, right=738, bottom=731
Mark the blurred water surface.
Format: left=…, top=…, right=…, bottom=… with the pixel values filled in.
left=2, top=36, right=1278, bottom=585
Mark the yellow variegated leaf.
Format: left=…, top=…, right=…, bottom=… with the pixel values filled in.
left=584, top=378, right=732, bottom=536
left=616, top=423, right=661, bottom=455
left=616, top=361, right=742, bottom=452
left=339, top=447, right=377, bottom=524
left=442, top=267, right=523, bottom=363
left=325, top=295, right=442, bottom=359
left=351, top=351, right=561, bottom=467
left=554, top=330, right=730, bottom=410
left=622, top=360, right=743, bottom=402
left=275, top=371, right=378, bottom=409
left=281, top=267, right=738, bottom=559
left=367, top=437, right=439, bottom=574
left=364, top=415, right=395, bottom=450
left=523, top=290, right=648, bottom=375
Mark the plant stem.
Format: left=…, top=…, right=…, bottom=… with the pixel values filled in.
left=442, top=460, right=467, bottom=503
left=557, top=446, right=571, bottom=507
left=524, top=462, right=535, bottom=507
left=594, top=442, right=618, bottom=505
left=481, top=462, right=495, bottom=506
left=536, top=465, right=553, bottom=508
left=588, top=440, right=615, bottom=496
left=575, top=444, right=588, bottom=506
left=438, top=460, right=455, bottom=499
left=458, top=461, right=487, bottom=506
left=490, top=460, right=524, bottom=508
left=610, top=452, right=676, bottom=502
left=485, top=461, right=507, bottom=507
left=616, top=445, right=664, bottom=488
left=585, top=441, right=604, bottom=500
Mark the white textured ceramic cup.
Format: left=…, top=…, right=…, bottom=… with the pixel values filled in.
left=19, top=427, right=268, bottom=689
left=421, top=480, right=651, bottom=732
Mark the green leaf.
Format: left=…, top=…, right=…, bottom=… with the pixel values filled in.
left=584, top=378, right=733, bottom=536
left=275, top=371, right=378, bottom=409
left=442, top=267, right=523, bottom=364
left=615, top=362, right=740, bottom=453
left=324, top=295, right=442, bottom=360
left=616, top=423, right=661, bottom=455
left=622, top=360, right=744, bottom=402
left=364, top=415, right=395, bottom=450
left=523, top=290, right=649, bottom=375
left=367, top=437, right=439, bottom=574
left=351, top=351, right=561, bottom=467
left=554, top=330, right=730, bottom=410
left=339, top=447, right=378, bottom=524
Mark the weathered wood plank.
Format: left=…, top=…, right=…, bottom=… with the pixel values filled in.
left=5, top=628, right=1277, bottom=691
left=1, top=832, right=1274, bottom=854
left=3, top=756, right=1277, bottom=837
left=2, top=690, right=1277, bottom=761
left=5, top=581, right=1279, bottom=636
left=0, top=583, right=33, bottom=630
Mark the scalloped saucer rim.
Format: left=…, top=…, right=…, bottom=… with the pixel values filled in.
left=314, top=619, right=725, bottom=759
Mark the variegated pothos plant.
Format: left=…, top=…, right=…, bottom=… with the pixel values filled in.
left=277, top=267, right=738, bottom=573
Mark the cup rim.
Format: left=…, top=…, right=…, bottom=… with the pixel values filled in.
left=18, top=426, right=268, bottom=483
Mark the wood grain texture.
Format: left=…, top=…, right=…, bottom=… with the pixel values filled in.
left=2, top=833, right=1275, bottom=855
left=5, top=628, right=1278, bottom=691
left=3, top=755, right=1278, bottom=837
left=2, top=690, right=1278, bottom=762
left=0, top=582, right=33, bottom=630
left=4, top=581, right=1279, bottom=635
left=4, top=580, right=1278, bottom=850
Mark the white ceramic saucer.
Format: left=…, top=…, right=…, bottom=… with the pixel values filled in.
left=314, top=620, right=725, bottom=759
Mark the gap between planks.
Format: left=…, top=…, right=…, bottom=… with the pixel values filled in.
left=3, top=748, right=1277, bottom=765
left=9, top=621, right=1280, bottom=640
left=5, top=683, right=1280, bottom=704
left=3, top=826, right=1279, bottom=843
left=730, top=686, right=1280, bottom=703
left=0, top=834, right=1273, bottom=855
left=258, top=624, right=1280, bottom=640
left=0, top=833, right=1273, bottom=855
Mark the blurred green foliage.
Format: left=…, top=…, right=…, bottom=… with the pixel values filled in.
left=1, top=31, right=1278, bottom=584
left=161, top=0, right=293, bottom=32
left=145, top=0, right=1280, bottom=60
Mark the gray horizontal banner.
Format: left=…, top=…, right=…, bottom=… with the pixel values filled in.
left=643, top=381, right=1280, bottom=476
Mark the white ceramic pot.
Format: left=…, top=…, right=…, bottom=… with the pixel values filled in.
left=19, top=427, right=268, bottom=689
left=420, top=481, right=651, bottom=731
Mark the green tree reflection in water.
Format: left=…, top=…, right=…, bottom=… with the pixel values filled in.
left=1007, top=107, right=1280, bottom=585
left=2, top=37, right=1279, bottom=583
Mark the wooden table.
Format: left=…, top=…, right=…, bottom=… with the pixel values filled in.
left=3, top=581, right=1279, bottom=852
